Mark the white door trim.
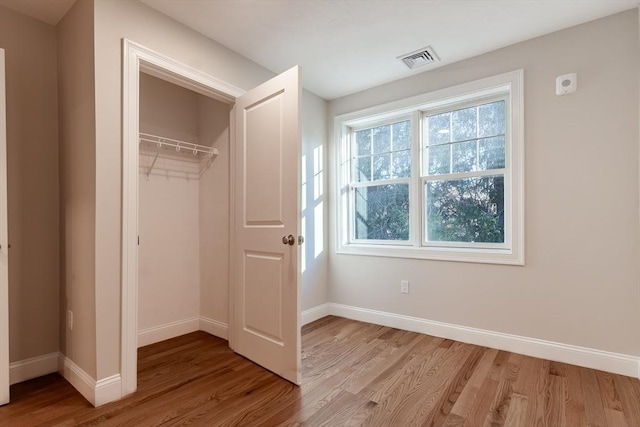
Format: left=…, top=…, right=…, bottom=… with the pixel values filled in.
left=121, top=39, right=243, bottom=396
left=0, top=48, right=9, bottom=406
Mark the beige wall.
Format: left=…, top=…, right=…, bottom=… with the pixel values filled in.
left=328, top=10, right=640, bottom=356
left=138, top=74, right=201, bottom=333
left=301, top=90, right=329, bottom=310
left=57, top=0, right=96, bottom=377
left=0, top=6, right=60, bottom=362
left=139, top=73, right=200, bottom=143
left=198, top=96, right=231, bottom=323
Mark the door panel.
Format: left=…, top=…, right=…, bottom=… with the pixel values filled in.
left=243, top=251, right=283, bottom=343
left=245, top=93, right=284, bottom=226
left=233, top=66, right=300, bottom=384
left=0, top=48, right=9, bottom=405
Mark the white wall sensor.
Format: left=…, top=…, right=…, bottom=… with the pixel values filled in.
left=556, top=73, right=577, bottom=95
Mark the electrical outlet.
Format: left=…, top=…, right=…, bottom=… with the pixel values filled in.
left=67, top=310, right=73, bottom=330
left=400, top=280, right=409, bottom=294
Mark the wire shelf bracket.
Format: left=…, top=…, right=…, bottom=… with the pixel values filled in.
left=139, top=132, right=219, bottom=177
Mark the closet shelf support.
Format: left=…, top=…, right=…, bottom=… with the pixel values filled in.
left=146, top=147, right=161, bottom=178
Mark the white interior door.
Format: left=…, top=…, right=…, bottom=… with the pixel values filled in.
left=0, top=48, right=10, bottom=405
left=232, top=66, right=301, bottom=384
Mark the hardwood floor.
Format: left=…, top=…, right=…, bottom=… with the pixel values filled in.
left=1, top=316, right=640, bottom=426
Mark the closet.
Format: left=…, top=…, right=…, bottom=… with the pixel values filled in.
left=123, top=47, right=301, bottom=390
left=137, top=72, right=230, bottom=346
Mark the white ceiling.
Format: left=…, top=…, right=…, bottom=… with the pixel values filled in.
left=2, top=0, right=638, bottom=99
left=139, top=0, right=639, bottom=99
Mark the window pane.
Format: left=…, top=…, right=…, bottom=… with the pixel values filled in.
left=392, top=149, right=411, bottom=178
left=427, top=113, right=450, bottom=146
left=428, top=144, right=451, bottom=175
left=373, top=125, right=391, bottom=154
left=392, top=120, right=411, bottom=150
left=373, top=153, right=391, bottom=180
left=451, top=106, right=477, bottom=142
left=425, top=176, right=505, bottom=243
left=452, top=140, right=477, bottom=173
left=354, top=156, right=371, bottom=182
left=354, top=184, right=409, bottom=240
left=478, top=101, right=505, bottom=137
left=354, top=120, right=411, bottom=183
left=355, top=129, right=371, bottom=156
left=479, top=136, right=506, bottom=170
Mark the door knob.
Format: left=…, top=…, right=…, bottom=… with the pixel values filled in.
left=282, top=235, right=295, bottom=245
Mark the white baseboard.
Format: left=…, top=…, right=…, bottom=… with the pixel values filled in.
left=305, top=302, right=640, bottom=379
left=95, top=374, right=122, bottom=407
left=138, top=317, right=200, bottom=347
left=199, top=317, right=228, bottom=340
left=58, top=354, right=122, bottom=407
left=302, top=303, right=331, bottom=325
left=58, top=354, right=94, bottom=405
left=9, top=352, right=58, bottom=385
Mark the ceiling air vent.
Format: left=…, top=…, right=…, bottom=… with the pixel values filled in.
left=398, top=46, right=439, bottom=70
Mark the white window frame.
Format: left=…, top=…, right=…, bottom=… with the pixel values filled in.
left=334, top=70, right=524, bottom=265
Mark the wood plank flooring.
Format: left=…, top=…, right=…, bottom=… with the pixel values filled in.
left=1, top=315, right=639, bottom=426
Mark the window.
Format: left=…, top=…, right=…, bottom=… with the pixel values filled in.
left=351, top=119, right=411, bottom=242
left=423, top=98, right=507, bottom=248
left=336, top=70, right=524, bottom=264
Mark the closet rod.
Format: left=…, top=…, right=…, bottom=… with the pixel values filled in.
left=139, top=132, right=219, bottom=157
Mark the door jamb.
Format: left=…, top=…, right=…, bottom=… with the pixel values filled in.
left=0, top=48, right=9, bottom=406
left=121, top=39, right=244, bottom=396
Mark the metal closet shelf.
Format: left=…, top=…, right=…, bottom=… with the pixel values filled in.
left=139, top=132, right=219, bottom=177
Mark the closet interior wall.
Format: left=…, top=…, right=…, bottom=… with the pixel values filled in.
left=138, top=73, right=230, bottom=346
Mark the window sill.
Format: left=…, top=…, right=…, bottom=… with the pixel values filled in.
left=336, top=243, right=524, bottom=265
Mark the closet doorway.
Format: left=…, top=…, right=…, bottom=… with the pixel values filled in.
left=121, top=40, right=301, bottom=397
left=136, top=73, right=228, bottom=348
left=0, top=48, right=9, bottom=406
